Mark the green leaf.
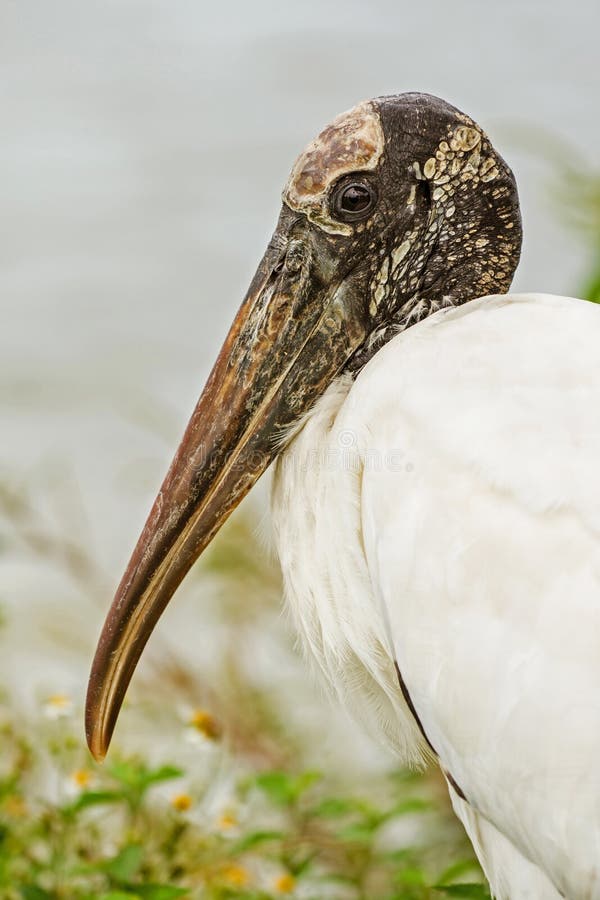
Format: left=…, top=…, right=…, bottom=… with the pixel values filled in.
left=252, top=770, right=320, bottom=806
left=396, top=866, right=427, bottom=887
left=20, top=889, right=54, bottom=900
left=230, top=830, right=283, bottom=853
left=335, top=822, right=377, bottom=843
left=0, top=774, right=20, bottom=801
left=286, top=852, right=315, bottom=878
left=389, top=797, right=433, bottom=816
left=310, top=796, right=361, bottom=818
left=436, top=860, right=483, bottom=885
left=108, top=760, right=183, bottom=791
left=104, top=844, right=143, bottom=881
left=100, top=893, right=142, bottom=900
left=294, top=770, right=321, bottom=795
left=136, top=887, right=189, bottom=900
left=140, top=765, right=185, bottom=788
left=107, top=760, right=143, bottom=786
left=433, top=884, right=491, bottom=898
left=65, top=790, right=125, bottom=813
left=582, top=268, right=600, bottom=303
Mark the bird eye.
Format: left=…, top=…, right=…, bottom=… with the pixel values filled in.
left=331, top=178, right=377, bottom=223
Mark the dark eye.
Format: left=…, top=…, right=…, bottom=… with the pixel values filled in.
left=331, top=178, right=377, bottom=223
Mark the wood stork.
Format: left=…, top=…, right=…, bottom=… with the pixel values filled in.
left=86, top=93, right=600, bottom=898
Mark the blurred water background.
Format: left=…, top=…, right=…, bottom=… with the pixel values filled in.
left=1, top=0, right=599, bottom=813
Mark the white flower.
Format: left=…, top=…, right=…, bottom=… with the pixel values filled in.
left=43, top=693, right=73, bottom=719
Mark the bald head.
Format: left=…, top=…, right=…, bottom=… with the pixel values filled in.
left=283, top=100, right=385, bottom=235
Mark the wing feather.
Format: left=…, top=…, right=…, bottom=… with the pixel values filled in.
left=350, top=294, right=600, bottom=896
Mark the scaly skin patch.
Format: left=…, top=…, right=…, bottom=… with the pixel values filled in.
left=412, top=119, right=517, bottom=300
left=283, top=100, right=385, bottom=236
left=420, top=121, right=499, bottom=200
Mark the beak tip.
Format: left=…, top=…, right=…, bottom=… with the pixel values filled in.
left=85, top=716, right=109, bottom=763
left=89, top=746, right=106, bottom=764
left=85, top=681, right=111, bottom=763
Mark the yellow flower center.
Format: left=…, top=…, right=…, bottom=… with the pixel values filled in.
left=275, top=873, right=296, bottom=893
left=189, top=708, right=221, bottom=740
left=171, top=793, right=193, bottom=812
left=217, top=811, right=238, bottom=830
left=71, top=769, right=92, bottom=788
left=222, top=865, right=249, bottom=887
left=47, top=694, right=71, bottom=708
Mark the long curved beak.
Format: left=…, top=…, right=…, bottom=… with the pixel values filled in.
left=85, top=212, right=368, bottom=760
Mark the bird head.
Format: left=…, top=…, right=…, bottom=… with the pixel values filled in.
left=86, top=93, right=522, bottom=760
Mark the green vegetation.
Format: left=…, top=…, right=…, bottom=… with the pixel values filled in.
left=553, top=146, right=600, bottom=303
left=515, top=125, right=600, bottom=303
left=0, top=691, right=487, bottom=899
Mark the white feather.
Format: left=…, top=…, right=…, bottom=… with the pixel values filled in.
left=272, top=293, right=600, bottom=899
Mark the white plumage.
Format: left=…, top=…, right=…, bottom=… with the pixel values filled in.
left=272, top=292, right=600, bottom=899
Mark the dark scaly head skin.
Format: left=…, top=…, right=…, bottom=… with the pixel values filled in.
left=86, top=93, right=522, bottom=760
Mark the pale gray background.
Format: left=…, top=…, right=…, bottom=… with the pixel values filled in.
left=1, top=0, right=598, bottom=724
